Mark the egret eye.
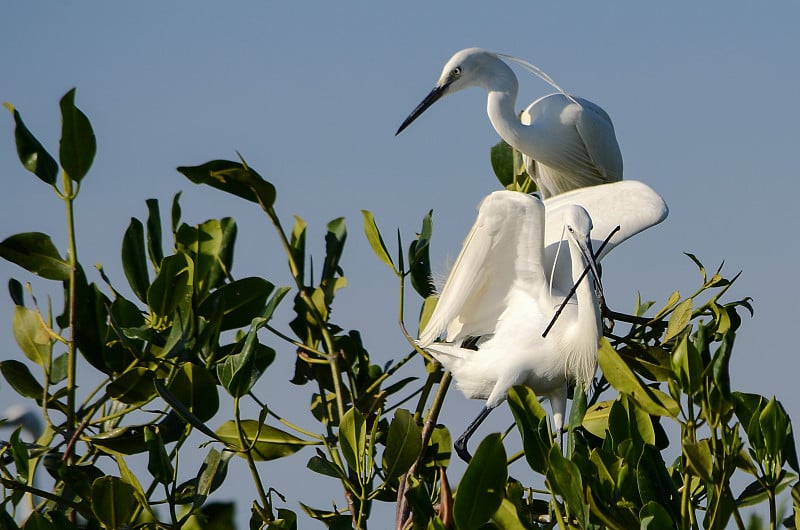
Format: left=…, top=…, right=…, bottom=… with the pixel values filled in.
left=451, top=66, right=462, bottom=77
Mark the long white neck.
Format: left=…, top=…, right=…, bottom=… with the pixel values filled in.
left=563, top=238, right=602, bottom=389
left=484, top=62, right=550, bottom=160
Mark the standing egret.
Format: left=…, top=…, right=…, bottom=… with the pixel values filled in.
left=418, top=191, right=603, bottom=461
left=419, top=180, right=669, bottom=458
left=396, top=48, right=622, bottom=197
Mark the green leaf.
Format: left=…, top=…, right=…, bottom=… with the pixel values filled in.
left=144, top=426, right=174, bottom=484
left=199, top=277, right=274, bottom=331
left=307, top=451, right=348, bottom=480
left=361, top=210, right=395, bottom=271
left=383, top=409, right=422, bottom=481
left=598, top=340, right=678, bottom=417
left=639, top=501, right=674, bottom=530
left=322, top=217, right=347, bottom=281
left=91, top=476, right=142, bottom=528
left=215, top=420, right=317, bottom=461
left=453, top=433, right=507, bottom=530
left=0, top=232, right=71, bottom=280
left=121, top=218, right=150, bottom=302
left=683, top=440, right=713, bottom=482
left=490, top=140, right=515, bottom=188
left=4, top=103, right=58, bottom=185
left=177, top=159, right=276, bottom=209
left=91, top=425, right=148, bottom=455
left=0, top=360, right=45, bottom=399
left=582, top=400, right=613, bottom=439
left=9, top=427, right=30, bottom=482
left=193, top=448, right=232, bottom=509
left=427, top=424, right=452, bottom=468
left=176, top=217, right=236, bottom=294
left=145, top=198, right=164, bottom=267
left=547, top=445, right=588, bottom=528
left=490, top=497, right=527, bottom=530
left=338, top=406, right=367, bottom=476
left=9, top=278, right=24, bottom=306
left=507, top=385, right=552, bottom=473
left=106, top=368, right=156, bottom=406
left=409, top=210, right=434, bottom=298
left=759, top=397, right=790, bottom=461
left=216, top=318, right=275, bottom=397
left=664, top=298, right=692, bottom=342
left=167, top=363, right=219, bottom=423
left=147, top=253, right=192, bottom=321
left=12, top=305, right=51, bottom=368
left=58, top=88, right=96, bottom=182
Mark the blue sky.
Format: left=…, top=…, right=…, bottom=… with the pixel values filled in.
left=2, top=2, right=799, bottom=525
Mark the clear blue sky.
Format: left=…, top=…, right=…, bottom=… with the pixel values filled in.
left=2, top=2, right=799, bottom=526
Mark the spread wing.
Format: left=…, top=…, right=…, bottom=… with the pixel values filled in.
left=543, top=180, right=669, bottom=291
left=418, top=191, right=547, bottom=346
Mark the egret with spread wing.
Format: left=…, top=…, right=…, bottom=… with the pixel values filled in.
left=418, top=191, right=603, bottom=461
left=396, top=48, right=622, bottom=197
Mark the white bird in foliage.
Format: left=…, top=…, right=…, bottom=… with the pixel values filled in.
left=418, top=191, right=603, bottom=462
left=419, top=181, right=668, bottom=461
left=396, top=47, right=622, bottom=198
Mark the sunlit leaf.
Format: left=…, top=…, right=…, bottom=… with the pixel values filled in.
left=507, top=385, right=551, bottom=473
left=664, top=298, right=692, bottom=342
left=547, top=445, right=588, bottom=528
left=4, top=103, right=58, bottom=185
left=147, top=253, right=192, bottom=321
left=216, top=318, right=275, bottom=397
left=361, top=210, right=395, bottom=271
left=12, top=305, right=51, bottom=368
left=598, top=340, right=678, bottom=417
left=59, top=88, right=96, bottom=182
left=0, top=232, right=71, bottom=281
left=215, top=420, right=317, bottom=461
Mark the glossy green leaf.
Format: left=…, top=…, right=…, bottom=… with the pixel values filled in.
left=339, top=406, right=367, bottom=476
left=490, top=140, right=514, bottom=188
left=121, top=217, right=150, bottom=302
left=9, top=277, right=24, bottom=306
left=322, top=217, right=347, bottom=281
left=9, top=427, right=30, bottom=482
left=49, top=352, right=69, bottom=384
left=409, top=210, right=434, bottom=298
left=12, top=305, right=51, bottom=368
left=683, top=440, right=713, bottom=482
left=361, top=210, right=395, bottom=271
left=144, top=426, right=174, bottom=484
left=507, top=385, right=552, bottom=473
left=664, top=298, right=692, bottom=342
left=216, top=318, right=275, bottom=397
left=21, top=512, right=54, bottom=530
left=106, top=368, right=156, bottom=406
left=167, top=363, right=219, bottom=422
left=598, top=339, right=678, bottom=417
left=91, top=476, right=142, bottom=528
left=91, top=425, right=148, bottom=455
left=175, top=217, right=236, bottom=294
left=759, top=397, right=789, bottom=460
left=307, top=451, right=347, bottom=480
left=0, top=360, right=45, bottom=399
left=177, top=159, right=276, bottom=208
left=427, top=424, right=452, bottom=468
left=0, top=232, right=71, bottom=281
left=383, top=409, right=422, bottom=481
left=153, top=378, right=219, bottom=440
left=547, top=445, right=588, bottom=528
left=215, top=420, right=317, bottom=461
left=4, top=103, right=58, bottom=185
left=145, top=198, right=164, bottom=267
left=58, top=88, right=96, bottom=182
left=199, top=277, right=274, bottom=330
left=582, top=400, right=613, bottom=439
left=454, top=433, right=507, bottom=530
left=193, top=448, right=232, bottom=509
left=639, top=501, right=674, bottom=530
left=490, top=497, right=527, bottom=530
left=147, top=253, right=192, bottom=320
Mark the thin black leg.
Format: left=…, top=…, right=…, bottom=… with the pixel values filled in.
left=454, top=406, right=494, bottom=463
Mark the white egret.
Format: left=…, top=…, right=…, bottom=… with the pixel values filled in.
left=418, top=192, right=603, bottom=461
left=419, top=181, right=668, bottom=461
left=396, top=48, right=622, bottom=198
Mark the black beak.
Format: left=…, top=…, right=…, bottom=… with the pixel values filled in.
left=396, top=83, right=449, bottom=136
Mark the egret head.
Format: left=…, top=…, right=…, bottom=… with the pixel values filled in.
left=563, top=205, right=603, bottom=292
left=396, top=48, right=510, bottom=135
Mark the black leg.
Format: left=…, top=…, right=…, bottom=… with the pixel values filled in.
left=454, top=406, right=494, bottom=463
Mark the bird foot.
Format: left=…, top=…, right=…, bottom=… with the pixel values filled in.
left=454, top=438, right=472, bottom=463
